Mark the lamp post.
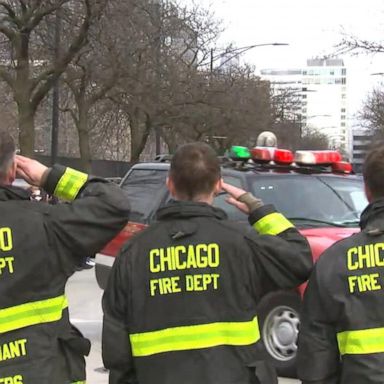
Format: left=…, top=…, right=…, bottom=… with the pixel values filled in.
left=150, top=0, right=162, bottom=155
left=208, top=42, right=289, bottom=72
left=51, top=9, right=61, bottom=166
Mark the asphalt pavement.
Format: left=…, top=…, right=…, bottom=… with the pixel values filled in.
left=66, top=269, right=301, bottom=384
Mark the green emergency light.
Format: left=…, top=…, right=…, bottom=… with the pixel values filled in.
left=228, top=146, right=251, bottom=161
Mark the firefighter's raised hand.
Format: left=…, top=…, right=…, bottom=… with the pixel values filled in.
left=222, top=182, right=264, bottom=214
left=16, top=155, right=50, bottom=187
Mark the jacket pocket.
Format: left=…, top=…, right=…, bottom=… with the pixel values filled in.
left=247, top=360, right=278, bottom=384
left=58, top=325, right=91, bottom=382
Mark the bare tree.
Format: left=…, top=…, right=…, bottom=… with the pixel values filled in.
left=60, top=1, right=121, bottom=170
left=0, top=0, right=97, bottom=155
left=336, top=32, right=384, bottom=56
left=300, top=129, right=329, bottom=150
left=359, top=85, right=384, bottom=134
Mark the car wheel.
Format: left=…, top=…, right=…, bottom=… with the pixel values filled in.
left=257, top=291, right=301, bottom=378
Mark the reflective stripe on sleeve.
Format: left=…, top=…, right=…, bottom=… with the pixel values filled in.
left=0, top=295, right=68, bottom=333
left=337, top=327, right=384, bottom=355
left=253, top=212, right=294, bottom=235
left=130, top=316, right=260, bottom=357
left=54, top=168, right=88, bottom=201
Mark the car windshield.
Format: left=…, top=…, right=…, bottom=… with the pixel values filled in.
left=250, top=175, right=368, bottom=228
left=120, top=169, right=168, bottom=223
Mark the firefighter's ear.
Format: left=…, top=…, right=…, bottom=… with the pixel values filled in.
left=4, top=156, right=17, bottom=185
left=365, top=184, right=373, bottom=203
left=213, top=178, right=223, bottom=196
left=166, top=176, right=176, bottom=197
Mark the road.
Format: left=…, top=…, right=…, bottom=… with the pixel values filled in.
left=66, top=269, right=301, bottom=384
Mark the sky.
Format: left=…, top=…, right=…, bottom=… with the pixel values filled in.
left=181, top=0, right=384, bottom=119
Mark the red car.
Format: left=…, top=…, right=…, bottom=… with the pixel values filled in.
left=96, top=147, right=367, bottom=377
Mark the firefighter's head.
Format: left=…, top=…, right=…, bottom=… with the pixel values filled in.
left=167, top=142, right=222, bottom=203
left=363, top=143, right=384, bottom=202
left=0, top=131, right=16, bottom=186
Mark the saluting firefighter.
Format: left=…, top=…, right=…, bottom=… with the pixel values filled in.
left=0, top=131, right=130, bottom=384
left=102, top=142, right=312, bottom=384
left=298, top=144, right=384, bottom=384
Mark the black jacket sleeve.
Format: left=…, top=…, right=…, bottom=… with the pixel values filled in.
left=297, top=262, right=341, bottom=384
left=42, top=165, right=130, bottom=273
left=102, top=250, right=137, bottom=384
left=245, top=204, right=313, bottom=293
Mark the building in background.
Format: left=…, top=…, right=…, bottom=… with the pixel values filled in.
left=260, top=68, right=303, bottom=120
left=260, top=68, right=302, bottom=92
left=260, top=58, right=349, bottom=155
left=303, top=58, right=348, bottom=151
left=351, top=128, right=373, bottom=173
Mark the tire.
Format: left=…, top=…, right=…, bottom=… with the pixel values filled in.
left=257, top=290, right=301, bottom=378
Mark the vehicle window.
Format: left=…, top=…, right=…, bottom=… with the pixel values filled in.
left=318, top=176, right=368, bottom=216
left=250, top=175, right=368, bottom=227
left=120, top=169, right=168, bottom=223
left=213, top=175, right=247, bottom=222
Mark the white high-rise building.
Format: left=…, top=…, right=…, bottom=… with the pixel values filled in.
left=303, top=59, right=348, bottom=151
left=260, top=68, right=303, bottom=120
left=260, top=58, right=349, bottom=153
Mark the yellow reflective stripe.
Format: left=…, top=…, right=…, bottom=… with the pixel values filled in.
left=253, top=212, right=294, bottom=235
left=0, top=295, right=68, bottom=333
left=54, top=168, right=88, bottom=201
left=130, top=316, right=260, bottom=357
left=337, top=327, right=384, bottom=355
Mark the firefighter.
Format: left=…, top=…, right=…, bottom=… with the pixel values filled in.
left=0, top=131, right=130, bottom=383
left=298, top=144, right=384, bottom=384
left=102, top=142, right=312, bottom=384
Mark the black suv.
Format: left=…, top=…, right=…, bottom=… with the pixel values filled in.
left=96, top=157, right=367, bottom=377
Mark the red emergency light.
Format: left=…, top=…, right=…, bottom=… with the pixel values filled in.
left=251, top=147, right=294, bottom=165
left=332, top=161, right=353, bottom=174
left=274, top=149, right=294, bottom=165
left=295, top=150, right=342, bottom=165
left=250, top=147, right=273, bottom=163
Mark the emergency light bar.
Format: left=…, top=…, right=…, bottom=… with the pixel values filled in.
left=294, top=150, right=342, bottom=165
left=228, top=146, right=351, bottom=172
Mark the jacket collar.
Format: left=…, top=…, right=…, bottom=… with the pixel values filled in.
left=360, top=198, right=384, bottom=232
left=157, top=200, right=227, bottom=221
left=0, top=185, right=31, bottom=201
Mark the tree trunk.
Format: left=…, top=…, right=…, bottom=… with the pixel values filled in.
left=77, top=113, right=92, bottom=172
left=18, top=103, right=35, bottom=157
left=129, top=110, right=151, bottom=163
left=162, top=127, right=178, bottom=153
left=15, top=31, right=35, bottom=157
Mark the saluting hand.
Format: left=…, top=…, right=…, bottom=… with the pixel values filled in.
left=221, top=182, right=250, bottom=214
left=16, top=155, right=49, bottom=187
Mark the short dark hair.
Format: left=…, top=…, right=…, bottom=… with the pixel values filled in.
left=169, top=142, right=221, bottom=200
left=0, top=131, right=16, bottom=177
left=363, top=142, right=384, bottom=200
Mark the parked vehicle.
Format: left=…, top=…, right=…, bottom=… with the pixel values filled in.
left=96, top=146, right=367, bottom=377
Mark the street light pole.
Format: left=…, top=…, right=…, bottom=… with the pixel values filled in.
left=207, top=43, right=288, bottom=71
left=217, top=43, right=288, bottom=70
left=51, top=9, right=61, bottom=166
left=152, top=0, right=162, bottom=156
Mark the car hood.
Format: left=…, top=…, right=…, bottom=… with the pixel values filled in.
left=300, top=227, right=360, bottom=262
left=297, top=227, right=360, bottom=295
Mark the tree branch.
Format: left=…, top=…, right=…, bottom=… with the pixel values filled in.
left=0, top=66, right=14, bottom=87
left=30, top=0, right=92, bottom=110
left=26, top=0, right=69, bottom=32
left=0, top=2, right=16, bottom=20
left=0, top=23, right=15, bottom=39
